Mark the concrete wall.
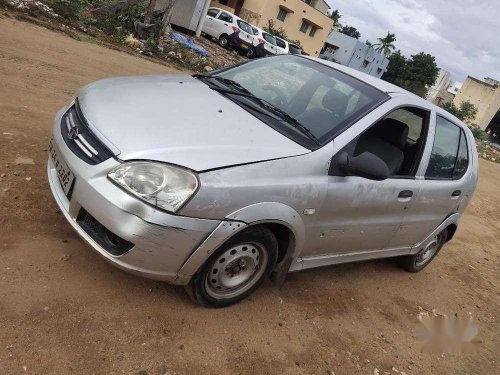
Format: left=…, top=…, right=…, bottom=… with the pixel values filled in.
left=453, top=76, right=500, bottom=129
left=210, top=0, right=334, bottom=56
left=319, top=31, right=388, bottom=78
left=426, top=69, right=452, bottom=105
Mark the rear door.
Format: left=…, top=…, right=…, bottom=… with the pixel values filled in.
left=391, top=114, right=472, bottom=247
left=236, top=20, right=255, bottom=48
left=214, top=11, right=234, bottom=38
left=203, top=8, right=221, bottom=37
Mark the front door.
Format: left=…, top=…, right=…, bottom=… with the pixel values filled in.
left=305, top=105, right=430, bottom=257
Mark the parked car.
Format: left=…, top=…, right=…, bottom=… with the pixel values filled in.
left=274, top=37, right=302, bottom=55
left=48, top=55, right=478, bottom=308
left=250, top=26, right=279, bottom=57
left=202, top=7, right=255, bottom=57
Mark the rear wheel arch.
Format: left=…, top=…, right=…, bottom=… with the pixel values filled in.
left=444, top=223, right=457, bottom=242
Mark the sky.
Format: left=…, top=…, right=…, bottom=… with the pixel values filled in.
left=325, top=0, right=500, bottom=83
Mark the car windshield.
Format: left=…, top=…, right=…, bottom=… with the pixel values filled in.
left=209, top=55, right=388, bottom=147
left=288, top=44, right=301, bottom=55
left=262, top=33, right=277, bottom=45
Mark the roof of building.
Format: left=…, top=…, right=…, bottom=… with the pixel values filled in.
left=467, top=76, right=499, bottom=88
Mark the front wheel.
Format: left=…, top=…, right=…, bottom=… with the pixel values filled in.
left=218, top=34, right=229, bottom=47
left=399, top=229, right=448, bottom=272
left=187, top=226, right=278, bottom=307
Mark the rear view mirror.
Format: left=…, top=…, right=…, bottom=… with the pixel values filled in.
left=334, top=152, right=389, bottom=181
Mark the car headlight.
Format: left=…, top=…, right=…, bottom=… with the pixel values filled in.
left=108, top=162, right=199, bottom=213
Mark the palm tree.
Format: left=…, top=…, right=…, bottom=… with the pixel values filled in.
left=365, top=40, right=374, bottom=48
left=374, top=32, right=396, bottom=57
left=329, top=9, right=341, bottom=26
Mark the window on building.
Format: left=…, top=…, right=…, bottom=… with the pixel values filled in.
left=301, top=0, right=314, bottom=5
left=277, top=8, right=287, bottom=21
left=218, top=0, right=229, bottom=5
left=309, top=26, right=317, bottom=37
left=376, top=68, right=382, bottom=75
left=300, top=21, right=309, bottom=33
left=362, top=60, right=369, bottom=68
left=425, top=116, right=468, bottom=179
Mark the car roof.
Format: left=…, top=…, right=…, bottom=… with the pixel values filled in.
left=305, top=56, right=467, bottom=127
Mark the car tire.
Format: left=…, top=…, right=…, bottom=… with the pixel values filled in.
left=246, top=46, right=255, bottom=58
left=186, top=226, right=278, bottom=308
left=398, top=228, right=448, bottom=272
left=218, top=34, right=229, bottom=48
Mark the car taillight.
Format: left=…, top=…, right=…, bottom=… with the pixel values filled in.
left=232, top=26, right=240, bottom=33
left=257, top=38, right=265, bottom=45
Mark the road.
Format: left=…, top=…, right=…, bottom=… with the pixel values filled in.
left=0, top=13, right=499, bottom=375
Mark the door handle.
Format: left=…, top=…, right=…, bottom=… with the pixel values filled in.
left=208, top=17, right=213, bottom=20
left=451, top=190, right=462, bottom=197
left=398, top=190, right=413, bottom=198
left=224, top=23, right=228, bottom=26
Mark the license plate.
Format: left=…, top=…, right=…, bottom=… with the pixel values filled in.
left=240, top=43, right=248, bottom=49
left=48, top=138, right=75, bottom=196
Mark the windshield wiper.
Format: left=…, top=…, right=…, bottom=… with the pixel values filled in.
left=201, top=82, right=321, bottom=146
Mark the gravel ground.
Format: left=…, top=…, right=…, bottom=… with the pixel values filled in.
left=0, top=13, right=499, bottom=375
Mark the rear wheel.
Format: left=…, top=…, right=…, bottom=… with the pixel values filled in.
left=187, top=226, right=278, bottom=307
left=218, top=34, right=229, bottom=47
left=399, top=229, right=448, bottom=272
left=245, top=46, right=255, bottom=58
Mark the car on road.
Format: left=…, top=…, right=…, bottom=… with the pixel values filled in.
left=274, top=37, right=302, bottom=55
left=202, top=7, right=255, bottom=58
left=47, top=55, right=478, bottom=307
left=251, top=26, right=279, bottom=57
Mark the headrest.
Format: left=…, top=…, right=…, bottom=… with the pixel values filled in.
left=322, top=88, right=350, bottom=116
left=373, top=118, right=409, bottom=148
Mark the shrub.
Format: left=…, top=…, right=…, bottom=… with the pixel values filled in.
left=46, top=0, right=88, bottom=21
left=468, top=124, right=488, bottom=140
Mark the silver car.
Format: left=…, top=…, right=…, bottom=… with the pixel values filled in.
left=47, top=55, right=478, bottom=307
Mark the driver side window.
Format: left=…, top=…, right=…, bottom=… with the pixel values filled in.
left=343, top=107, right=429, bottom=177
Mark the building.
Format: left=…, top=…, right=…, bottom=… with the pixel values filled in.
left=319, top=31, right=389, bottom=78
left=155, top=0, right=211, bottom=35
left=209, top=0, right=334, bottom=56
left=453, top=76, right=500, bottom=129
left=426, top=69, right=452, bottom=105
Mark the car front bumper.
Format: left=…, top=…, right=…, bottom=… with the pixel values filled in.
left=47, top=107, right=223, bottom=285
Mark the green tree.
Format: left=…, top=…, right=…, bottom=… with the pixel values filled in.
left=373, top=32, right=396, bottom=57
left=339, top=25, right=361, bottom=39
left=382, top=51, right=439, bottom=97
left=329, top=9, right=341, bottom=26
left=441, top=101, right=478, bottom=122
left=381, top=50, right=407, bottom=84
left=365, top=40, right=374, bottom=48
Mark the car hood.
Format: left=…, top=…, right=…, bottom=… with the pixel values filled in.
left=77, top=75, right=309, bottom=171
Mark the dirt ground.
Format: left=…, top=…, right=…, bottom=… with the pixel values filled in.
left=0, top=13, right=499, bottom=375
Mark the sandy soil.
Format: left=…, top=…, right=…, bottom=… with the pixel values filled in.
left=0, top=13, right=499, bottom=375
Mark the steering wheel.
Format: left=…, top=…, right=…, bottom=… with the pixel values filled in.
left=262, top=85, right=288, bottom=108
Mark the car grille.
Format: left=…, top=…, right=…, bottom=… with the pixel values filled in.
left=60, top=100, right=114, bottom=165
left=77, top=208, right=134, bottom=256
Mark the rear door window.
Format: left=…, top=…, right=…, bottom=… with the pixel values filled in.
left=207, top=8, right=219, bottom=17
left=425, top=116, right=468, bottom=179
left=218, top=12, right=233, bottom=22
left=275, top=38, right=286, bottom=49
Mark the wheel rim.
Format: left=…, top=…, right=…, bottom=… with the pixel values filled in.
left=205, top=242, right=268, bottom=299
left=246, top=48, right=254, bottom=58
left=220, top=37, right=227, bottom=46
left=415, top=234, right=441, bottom=267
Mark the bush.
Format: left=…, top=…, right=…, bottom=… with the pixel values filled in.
left=46, top=0, right=88, bottom=21
left=468, top=124, right=488, bottom=140
left=83, top=3, right=147, bottom=37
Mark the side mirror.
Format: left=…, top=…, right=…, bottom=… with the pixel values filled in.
left=334, top=152, right=390, bottom=181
